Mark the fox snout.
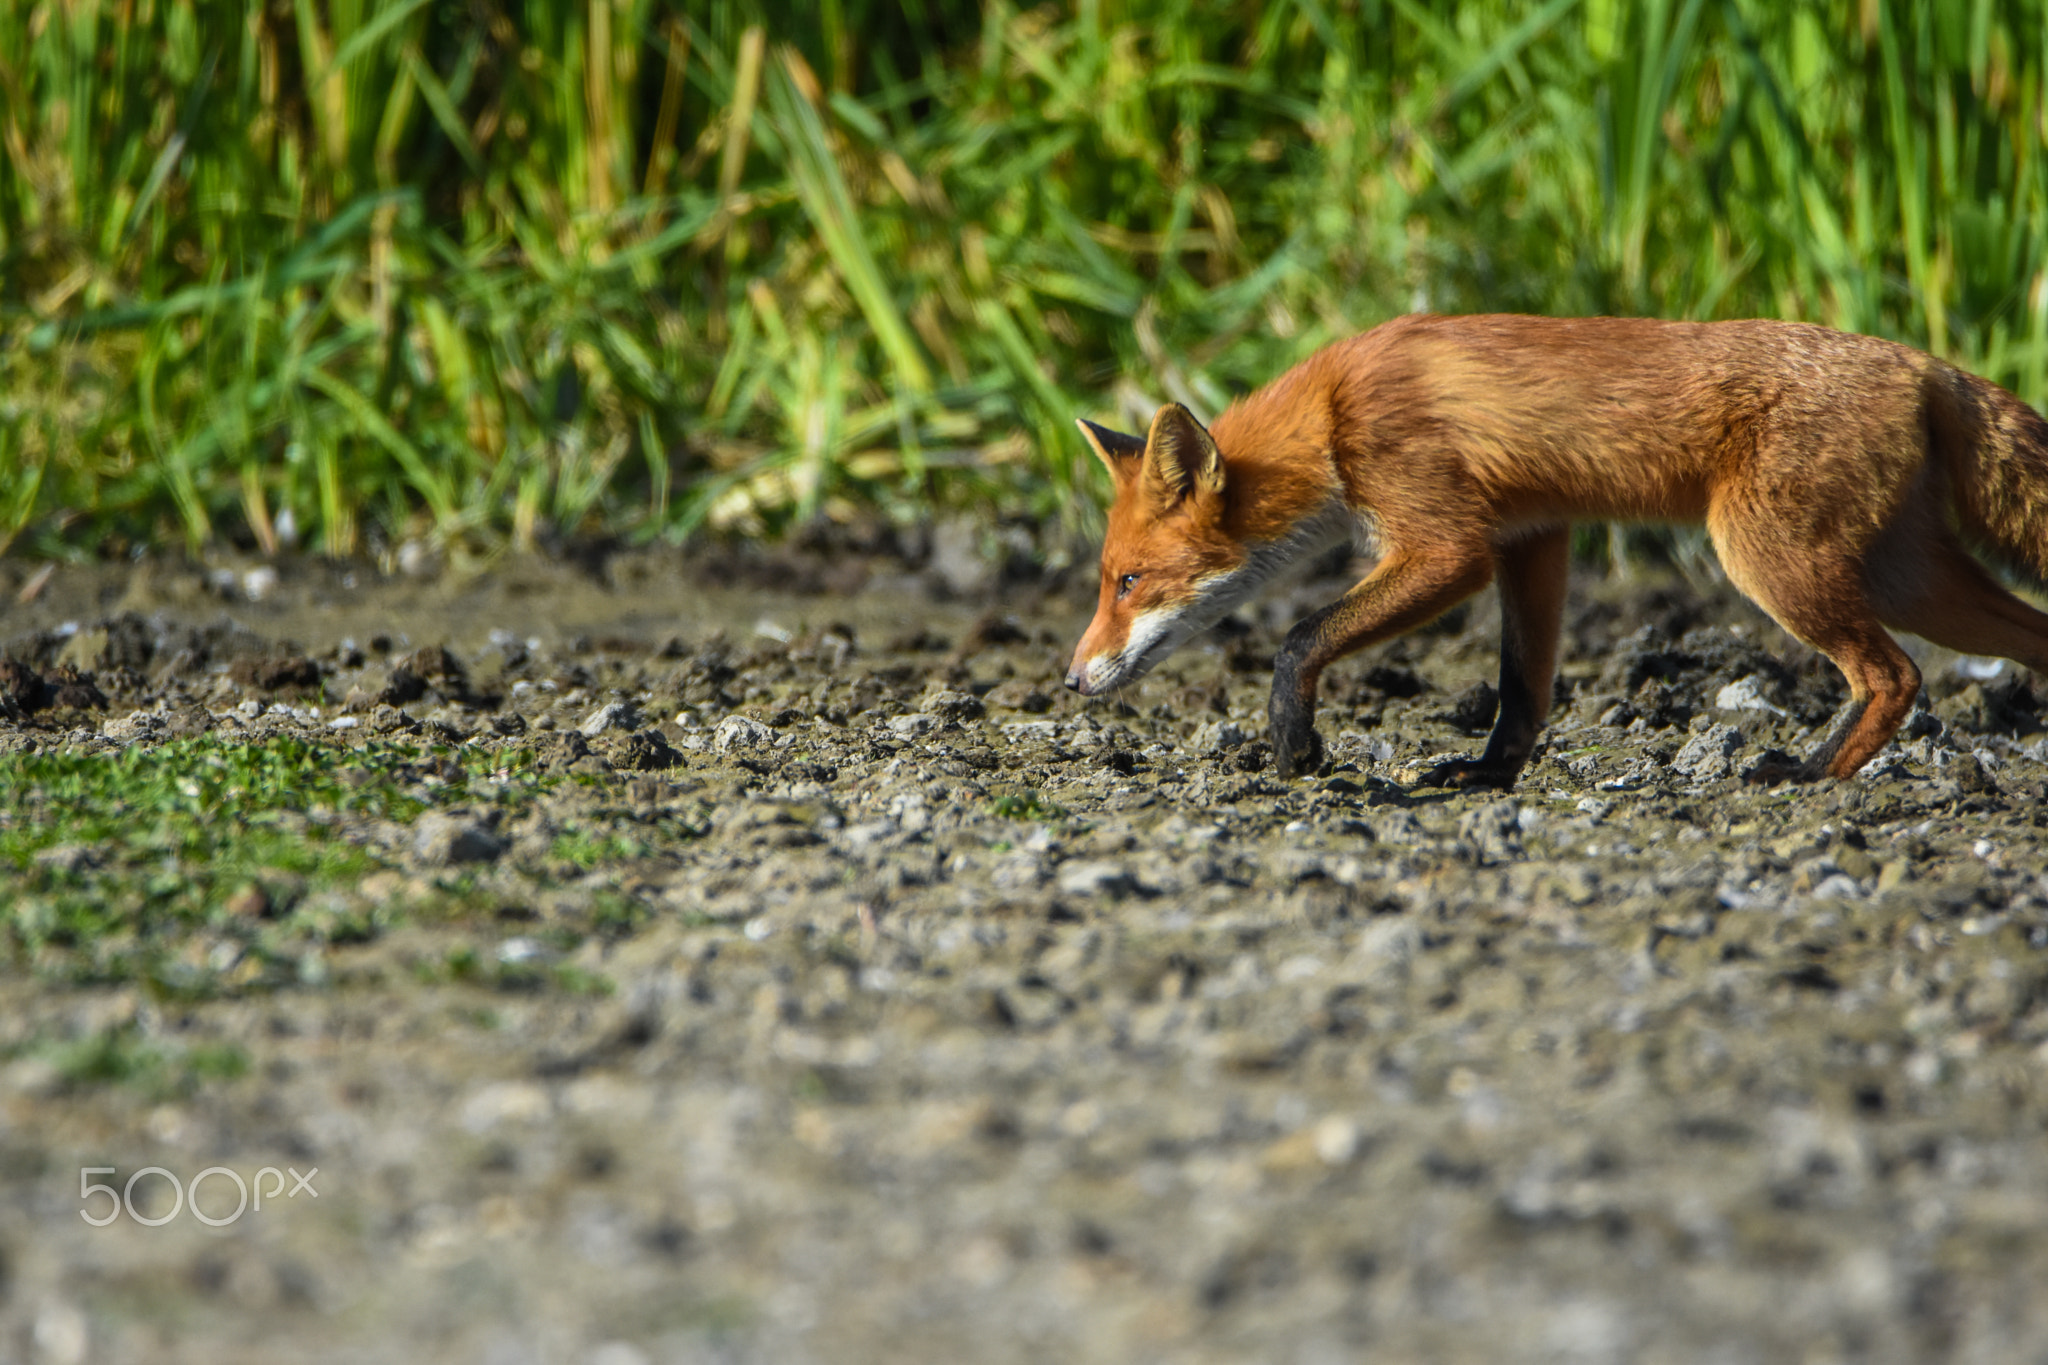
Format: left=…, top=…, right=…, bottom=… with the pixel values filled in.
left=1063, top=645, right=1105, bottom=695
left=1067, top=610, right=1186, bottom=697
left=1065, top=611, right=1127, bottom=696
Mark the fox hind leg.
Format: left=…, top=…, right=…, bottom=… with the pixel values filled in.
left=1868, top=532, right=2048, bottom=676
left=1711, top=511, right=1921, bottom=782
left=1419, top=526, right=1571, bottom=791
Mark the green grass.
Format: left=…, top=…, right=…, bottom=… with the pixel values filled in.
left=0, top=733, right=574, bottom=994
left=42, top=1027, right=249, bottom=1097
left=988, top=789, right=1066, bottom=821
left=549, top=827, right=649, bottom=869
left=5, top=2, right=2048, bottom=559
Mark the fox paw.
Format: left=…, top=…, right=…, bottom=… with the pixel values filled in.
left=1413, top=756, right=1520, bottom=791
left=1740, top=750, right=1823, bottom=785
left=1272, top=725, right=1324, bottom=781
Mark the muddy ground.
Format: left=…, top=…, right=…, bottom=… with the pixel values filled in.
left=1, top=544, right=2047, bottom=1365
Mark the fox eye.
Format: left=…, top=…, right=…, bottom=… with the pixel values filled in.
left=1116, top=572, right=1141, bottom=599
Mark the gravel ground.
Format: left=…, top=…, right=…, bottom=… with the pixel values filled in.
left=1, top=547, right=2046, bottom=1365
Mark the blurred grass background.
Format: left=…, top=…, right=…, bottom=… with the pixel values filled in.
left=4, top=0, right=2048, bottom=565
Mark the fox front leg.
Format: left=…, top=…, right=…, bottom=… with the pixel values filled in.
left=1269, top=619, right=1328, bottom=780
left=1415, top=528, right=1570, bottom=792
left=1269, top=548, right=1495, bottom=781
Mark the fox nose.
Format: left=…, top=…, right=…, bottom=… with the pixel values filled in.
left=1063, top=669, right=1083, bottom=693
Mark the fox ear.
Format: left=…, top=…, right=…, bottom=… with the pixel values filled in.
left=1143, top=403, right=1225, bottom=504
left=1076, top=417, right=1146, bottom=481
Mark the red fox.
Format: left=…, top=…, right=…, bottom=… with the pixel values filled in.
left=1064, top=313, right=2048, bottom=788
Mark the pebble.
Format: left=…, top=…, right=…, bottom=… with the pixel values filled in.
left=460, top=1081, right=551, bottom=1132
left=1192, top=718, right=1249, bottom=752
left=1714, top=674, right=1787, bottom=716
left=1056, top=860, right=1133, bottom=897
left=579, top=700, right=641, bottom=736
left=1312, top=1115, right=1362, bottom=1166
left=714, top=716, right=776, bottom=751
left=1672, top=723, right=1744, bottom=780
left=920, top=689, right=986, bottom=721
left=413, top=813, right=505, bottom=866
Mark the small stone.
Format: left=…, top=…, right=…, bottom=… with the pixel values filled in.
left=1056, top=860, right=1133, bottom=897
left=1312, top=1115, right=1362, bottom=1166
left=886, top=791, right=931, bottom=833
left=991, top=853, right=1048, bottom=891
left=370, top=703, right=421, bottom=735
left=714, top=716, right=776, bottom=751
left=1952, top=655, right=2007, bottom=681
left=1348, top=733, right=1395, bottom=765
left=609, top=728, right=683, bottom=772
left=887, top=713, right=939, bottom=738
left=1714, top=675, right=1787, bottom=717
left=1192, top=719, right=1248, bottom=753
left=397, top=539, right=440, bottom=578
left=461, top=1081, right=550, bottom=1132
left=402, top=644, right=466, bottom=684
left=1276, top=849, right=1329, bottom=883
left=841, top=821, right=893, bottom=850
left=1457, top=801, right=1524, bottom=864
left=921, top=689, right=986, bottom=722
left=377, top=669, right=427, bottom=706
left=580, top=700, right=641, bottom=737
left=223, top=883, right=273, bottom=918
left=496, top=936, right=548, bottom=965
left=1440, top=681, right=1499, bottom=733
left=30, top=1303, right=86, bottom=1365
left=993, top=985, right=1063, bottom=1030
left=360, top=871, right=405, bottom=903
left=984, top=680, right=1051, bottom=713
left=413, top=814, right=505, bottom=866
left=2, top=1057, right=63, bottom=1099
left=0, top=659, right=48, bottom=714
left=103, top=709, right=166, bottom=743
left=44, top=666, right=107, bottom=711
left=1672, top=723, right=1743, bottom=780
left=535, top=731, right=593, bottom=772
left=1952, top=751, right=1999, bottom=795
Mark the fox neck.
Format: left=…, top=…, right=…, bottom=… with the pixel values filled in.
left=1205, top=378, right=1364, bottom=615
left=1206, top=495, right=1361, bottom=621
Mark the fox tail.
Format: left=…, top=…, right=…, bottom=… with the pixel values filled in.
left=1936, top=366, right=2048, bottom=585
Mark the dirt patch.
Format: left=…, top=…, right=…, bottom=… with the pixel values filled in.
left=2, top=549, right=2047, bottom=1363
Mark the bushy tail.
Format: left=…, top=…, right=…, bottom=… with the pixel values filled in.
left=1934, top=366, right=2048, bottom=585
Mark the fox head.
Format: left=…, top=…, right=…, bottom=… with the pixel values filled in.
left=1065, top=403, right=1250, bottom=696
